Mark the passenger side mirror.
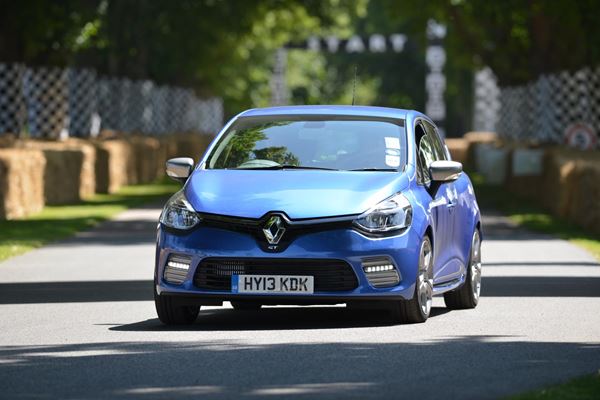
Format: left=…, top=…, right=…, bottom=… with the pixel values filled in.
left=430, top=160, right=462, bottom=182
left=166, top=157, right=194, bottom=183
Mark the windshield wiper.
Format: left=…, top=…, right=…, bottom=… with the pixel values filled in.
left=348, top=168, right=398, bottom=172
left=236, top=165, right=339, bottom=171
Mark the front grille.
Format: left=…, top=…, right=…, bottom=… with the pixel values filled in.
left=199, top=212, right=353, bottom=253
left=194, top=258, right=358, bottom=292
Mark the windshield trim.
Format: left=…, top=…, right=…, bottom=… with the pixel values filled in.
left=204, top=114, right=407, bottom=172
left=235, top=114, right=405, bottom=126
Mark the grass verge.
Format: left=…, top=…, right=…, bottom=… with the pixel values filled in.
left=0, top=179, right=178, bottom=262
left=472, top=174, right=600, bottom=261
left=508, top=373, right=600, bottom=400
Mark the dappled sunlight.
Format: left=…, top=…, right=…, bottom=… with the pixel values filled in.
left=118, top=386, right=224, bottom=396
left=248, top=382, right=376, bottom=396
left=0, top=338, right=598, bottom=398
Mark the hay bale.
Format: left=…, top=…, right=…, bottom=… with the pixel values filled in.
left=445, top=138, right=469, bottom=165
left=463, top=131, right=499, bottom=168
left=0, top=148, right=45, bottom=219
left=127, top=136, right=161, bottom=184
left=156, top=136, right=179, bottom=179
left=40, top=149, right=85, bottom=204
left=540, top=148, right=577, bottom=217
left=566, top=158, right=600, bottom=234
left=64, top=139, right=96, bottom=198
left=19, top=139, right=96, bottom=200
left=94, top=144, right=110, bottom=193
left=463, top=131, right=498, bottom=144
left=173, top=133, right=214, bottom=161
left=0, top=134, right=17, bottom=149
left=93, top=139, right=134, bottom=193
left=537, top=147, right=600, bottom=235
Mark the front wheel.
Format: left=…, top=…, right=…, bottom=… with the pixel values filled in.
left=388, top=236, right=433, bottom=324
left=444, top=229, right=482, bottom=309
left=154, top=288, right=200, bottom=325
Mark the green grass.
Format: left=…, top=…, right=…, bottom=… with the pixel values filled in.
left=508, top=373, right=600, bottom=400
left=471, top=174, right=600, bottom=261
left=0, top=179, right=178, bottom=262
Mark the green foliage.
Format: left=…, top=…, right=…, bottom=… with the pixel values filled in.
left=253, top=147, right=299, bottom=166
left=213, top=121, right=300, bottom=168
left=2, top=0, right=597, bottom=132
left=1, top=0, right=365, bottom=117
left=507, top=372, right=600, bottom=400
left=214, top=126, right=267, bottom=168
left=378, top=0, right=600, bottom=85
left=0, top=0, right=100, bottom=66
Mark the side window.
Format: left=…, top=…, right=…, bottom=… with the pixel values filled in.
left=415, top=123, right=435, bottom=184
left=423, top=120, right=447, bottom=161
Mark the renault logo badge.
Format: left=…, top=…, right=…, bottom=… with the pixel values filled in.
left=263, top=215, right=286, bottom=245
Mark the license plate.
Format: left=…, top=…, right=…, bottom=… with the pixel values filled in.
left=232, top=274, right=314, bottom=294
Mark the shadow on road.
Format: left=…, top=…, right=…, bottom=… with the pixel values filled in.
left=0, top=337, right=598, bottom=399
left=3, top=275, right=600, bottom=305
left=485, top=261, right=600, bottom=267
left=481, top=276, right=600, bottom=297
left=59, top=218, right=159, bottom=246
left=107, top=306, right=450, bottom=332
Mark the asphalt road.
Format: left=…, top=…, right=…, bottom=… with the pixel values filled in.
left=1, top=203, right=599, bottom=399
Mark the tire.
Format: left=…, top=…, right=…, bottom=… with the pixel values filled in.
left=444, top=229, right=482, bottom=310
left=231, top=301, right=262, bottom=311
left=388, top=236, right=433, bottom=324
left=154, top=289, right=200, bottom=325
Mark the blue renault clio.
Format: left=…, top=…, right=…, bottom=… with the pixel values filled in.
left=155, top=106, right=482, bottom=325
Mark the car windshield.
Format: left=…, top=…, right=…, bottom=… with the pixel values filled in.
left=206, top=116, right=407, bottom=171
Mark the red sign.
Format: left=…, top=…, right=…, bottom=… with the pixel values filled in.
left=564, top=123, right=597, bottom=150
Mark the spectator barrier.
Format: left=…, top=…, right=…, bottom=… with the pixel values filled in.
left=0, top=63, right=223, bottom=138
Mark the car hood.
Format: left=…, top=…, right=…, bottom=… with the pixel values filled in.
left=185, top=169, right=409, bottom=219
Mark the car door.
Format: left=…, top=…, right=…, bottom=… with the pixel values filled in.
left=414, top=121, right=453, bottom=282
left=422, top=120, right=463, bottom=282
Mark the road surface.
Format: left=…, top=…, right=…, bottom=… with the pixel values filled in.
left=1, top=203, right=599, bottom=399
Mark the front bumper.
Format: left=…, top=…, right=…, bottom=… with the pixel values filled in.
left=155, top=224, right=422, bottom=304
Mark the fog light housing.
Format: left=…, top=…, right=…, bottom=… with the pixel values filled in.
left=164, top=254, right=192, bottom=285
left=362, top=257, right=401, bottom=288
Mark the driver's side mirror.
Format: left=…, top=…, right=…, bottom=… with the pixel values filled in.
left=430, top=160, right=462, bottom=182
left=166, top=157, right=194, bottom=183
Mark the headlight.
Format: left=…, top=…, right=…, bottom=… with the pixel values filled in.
left=354, top=193, right=412, bottom=233
left=159, top=190, right=200, bottom=230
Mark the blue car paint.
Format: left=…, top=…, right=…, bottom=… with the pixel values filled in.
left=184, top=170, right=409, bottom=219
left=155, top=105, right=480, bottom=302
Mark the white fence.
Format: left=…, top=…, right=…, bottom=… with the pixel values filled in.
left=0, top=63, right=223, bottom=138
left=472, top=65, right=600, bottom=147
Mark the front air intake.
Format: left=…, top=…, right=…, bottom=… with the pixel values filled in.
left=362, top=257, right=401, bottom=288
left=164, top=254, right=192, bottom=285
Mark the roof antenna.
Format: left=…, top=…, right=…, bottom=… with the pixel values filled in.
left=352, top=65, right=358, bottom=106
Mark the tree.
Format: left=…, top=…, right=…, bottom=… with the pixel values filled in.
left=0, top=0, right=364, bottom=116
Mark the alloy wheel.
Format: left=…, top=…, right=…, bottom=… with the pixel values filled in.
left=417, top=238, right=434, bottom=317
left=470, top=230, right=482, bottom=302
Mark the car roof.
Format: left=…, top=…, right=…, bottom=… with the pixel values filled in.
left=239, top=105, right=415, bottom=120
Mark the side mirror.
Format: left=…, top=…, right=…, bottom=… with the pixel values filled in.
left=166, top=157, right=194, bottom=182
left=430, top=160, right=462, bottom=182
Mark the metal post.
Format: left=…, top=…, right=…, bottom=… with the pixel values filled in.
left=425, top=19, right=447, bottom=137
left=270, top=48, right=289, bottom=106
